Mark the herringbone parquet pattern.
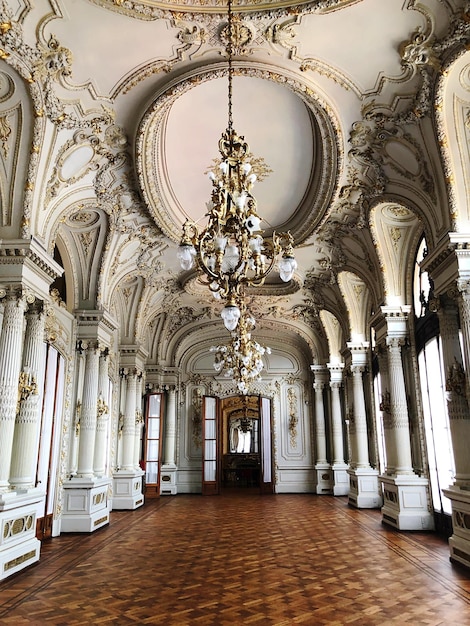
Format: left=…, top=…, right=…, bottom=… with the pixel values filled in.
left=1, top=493, right=469, bottom=625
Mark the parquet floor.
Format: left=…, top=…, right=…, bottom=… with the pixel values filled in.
left=1, top=493, right=470, bottom=626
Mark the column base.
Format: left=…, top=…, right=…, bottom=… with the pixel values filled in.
left=112, top=468, right=144, bottom=510
left=315, top=463, right=333, bottom=495
left=348, top=467, right=382, bottom=508
left=380, top=474, right=434, bottom=531
left=160, top=464, right=178, bottom=495
left=0, top=491, right=44, bottom=580
left=332, top=463, right=350, bottom=496
left=443, top=485, right=470, bottom=570
left=61, top=477, right=111, bottom=533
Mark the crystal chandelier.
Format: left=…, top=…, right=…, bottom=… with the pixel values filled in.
left=210, top=302, right=271, bottom=394
left=177, top=0, right=296, bottom=390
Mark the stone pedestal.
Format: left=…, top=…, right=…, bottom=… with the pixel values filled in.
left=315, top=463, right=333, bottom=495
left=381, top=474, right=434, bottom=530
left=112, top=469, right=144, bottom=510
left=0, top=490, right=44, bottom=580
left=444, top=486, right=470, bottom=568
left=160, top=464, right=178, bottom=495
left=332, top=463, right=349, bottom=496
left=61, top=477, right=111, bottom=532
left=348, top=468, right=382, bottom=508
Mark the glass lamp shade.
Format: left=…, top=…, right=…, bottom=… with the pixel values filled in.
left=177, top=244, right=196, bottom=270
left=221, top=245, right=240, bottom=273
left=221, top=304, right=241, bottom=331
left=279, top=256, right=297, bottom=282
left=248, top=235, right=263, bottom=253
left=215, top=236, right=227, bottom=252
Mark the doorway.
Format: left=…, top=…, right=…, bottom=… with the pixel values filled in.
left=202, top=395, right=274, bottom=495
left=221, top=395, right=261, bottom=491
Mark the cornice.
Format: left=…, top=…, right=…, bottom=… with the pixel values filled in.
left=0, top=237, right=63, bottom=280
left=88, top=0, right=360, bottom=19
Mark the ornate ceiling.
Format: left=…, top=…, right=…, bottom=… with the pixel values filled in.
left=0, top=0, right=469, bottom=371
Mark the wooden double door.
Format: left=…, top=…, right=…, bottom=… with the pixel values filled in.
left=202, top=395, right=274, bottom=495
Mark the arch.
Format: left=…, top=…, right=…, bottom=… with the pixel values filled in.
left=370, top=202, right=423, bottom=308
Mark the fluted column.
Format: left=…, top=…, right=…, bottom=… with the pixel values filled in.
left=350, top=360, right=370, bottom=469
left=328, top=365, right=345, bottom=465
left=70, top=349, right=85, bottom=476
left=386, top=335, right=413, bottom=474
left=346, top=341, right=372, bottom=470
left=163, top=387, right=177, bottom=466
left=134, top=373, right=144, bottom=469
left=309, top=362, right=331, bottom=493
left=76, top=342, right=101, bottom=478
left=310, top=365, right=328, bottom=464
left=446, top=285, right=470, bottom=485
left=121, top=369, right=137, bottom=470
left=93, top=349, right=110, bottom=477
left=376, top=344, right=395, bottom=474
left=9, top=302, right=46, bottom=490
left=0, top=289, right=27, bottom=492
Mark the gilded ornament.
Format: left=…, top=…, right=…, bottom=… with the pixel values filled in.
left=17, top=370, right=38, bottom=415
left=446, top=358, right=467, bottom=397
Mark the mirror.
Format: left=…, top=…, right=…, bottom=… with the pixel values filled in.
left=229, top=416, right=259, bottom=453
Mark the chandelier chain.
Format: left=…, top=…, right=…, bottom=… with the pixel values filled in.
left=227, top=0, right=233, bottom=133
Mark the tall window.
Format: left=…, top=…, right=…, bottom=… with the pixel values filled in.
left=143, top=393, right=163, bottom=498
left=372, top=366, right=386, bottom=475
left=36, top=344, right=65, bottom=538
left=418, top=338, right=455, bottom=514
left=414, top=236, right=455, bottom=524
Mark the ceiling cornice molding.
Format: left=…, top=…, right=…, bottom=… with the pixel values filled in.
left=88, top=0, right=361, bottom=19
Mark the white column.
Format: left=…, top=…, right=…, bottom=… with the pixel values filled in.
left=70, top=348, right=85, bottom=476
left=0, top=289, right=27, bottom=492
left=377, top=344, right=395, bottom=474
left=329, top=365, right=345, bottom=465
left=9, top=302, right=46, bottom=490
left=310, top=365, right=327, bottom=465
left=452, top=283, right=470, bottom=485
left=121, top=369, right=137, bottom=470
left=93, top=350, right=110, bottom=477
left=163, top=387, right=177, bottom=466
left=327, top=363, right=349, bottom=496
left=310, top=365, right=334, bottom=495
left=346, top=344, right=380, bottom=509
left=386, top=336, right=414, bottom=474
left=443, top=281, right=470, bottom=566
left=350, top=362, right=370, bottom=469
left=76, top=342, right=100, bottom=478
left=133, top=373, right=143, bottom=469
left=117, top=372, right=126, bottom=469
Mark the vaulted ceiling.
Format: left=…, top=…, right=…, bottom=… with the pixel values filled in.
left=0, top=0, right=469, bottom=373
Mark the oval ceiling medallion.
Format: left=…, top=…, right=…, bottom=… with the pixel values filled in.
left=136, top=66, right=339, bottom=244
